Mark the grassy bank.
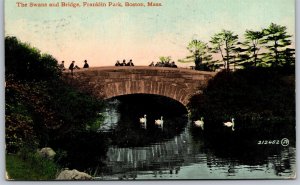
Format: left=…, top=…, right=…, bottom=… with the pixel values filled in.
left=6, top=153, right=60, bottom=180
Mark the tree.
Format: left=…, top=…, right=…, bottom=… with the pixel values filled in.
left=5, top=37, right=105, bottom=152
left=210, top=30, right=239, bottom=70
left=283, top=48, right=295, bottom=67
left=186, top=40, right=212, bottom=70
left=159, top=56, right=172, bottom=63
left=244, top=30, right=265, bottom=66
left=231, top=45, right=251, bottom=69
left=5, top=36, right=61, bottom=81
left=262, top=23, right=292, bottom=66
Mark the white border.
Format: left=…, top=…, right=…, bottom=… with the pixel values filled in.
left=0, top=0, right=298, bottom=184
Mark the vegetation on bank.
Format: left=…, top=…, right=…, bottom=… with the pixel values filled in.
left=5, top=36, right=105, bottom=179
left=188, top=67, right=295, bottom=123
left=6, top=153, right=59, bottom=180
left=186, top=23, right=295, bottom=124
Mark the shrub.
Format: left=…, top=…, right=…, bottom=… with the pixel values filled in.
left=188, top=67, right=295, bottom=122
left=5, top=36, right=105, bottom=152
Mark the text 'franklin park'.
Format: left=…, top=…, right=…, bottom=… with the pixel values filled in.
left=16, top=1, right=163, bottom=8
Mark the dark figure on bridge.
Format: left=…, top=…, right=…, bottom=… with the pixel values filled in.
left=121, top=60, right=127, bottom=66
left=59, top=61, right=66, bottom=71
left=69, top=61, right=80, bottom=75
left=83, top=60, right=89, bottom=68
left=163, top=61, right=171, bottom=67
left=149, top=62, right=155, bottom=67
left=126, top=59, right=134, bottom=66
left=155, top=62, right=163, bottom=67
left=170, top=61, right=177, bottom=68
left=69, top=61, right=75, bottom=75
left=115, top=60, right=121, bottom=66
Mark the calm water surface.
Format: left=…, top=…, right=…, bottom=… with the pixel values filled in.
left=58, top=95, right=296, bottom=180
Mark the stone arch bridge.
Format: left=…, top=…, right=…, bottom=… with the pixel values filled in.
left=63, top=67, right=216, bottom=106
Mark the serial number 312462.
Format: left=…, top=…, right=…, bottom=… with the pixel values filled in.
left=257, top=138, right=289, bottom=146
left=258, top=140, right=280, bottom=145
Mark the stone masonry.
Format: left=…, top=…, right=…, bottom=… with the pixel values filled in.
left=63, top=67, right=216, bottom=106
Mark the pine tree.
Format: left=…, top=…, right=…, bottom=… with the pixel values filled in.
left=244, top=30, right=265, bottom=67
left=262, top=23, right=292, bottom=66
left=210, top=30, right=239, bottom=70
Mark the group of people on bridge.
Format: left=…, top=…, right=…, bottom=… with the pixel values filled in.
left=60, top=58, right=179, bottom=76
left=149, top=61, right=178, bottom=68
left=59, top=60, right=90, bottom=75
left=115, top=59, right=135, bottom=66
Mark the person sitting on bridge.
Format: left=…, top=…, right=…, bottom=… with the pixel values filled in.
left=126, top=59, right=134, bottom=66
left=83, top=60, right=89, bottom=68
left=158, top=62, right=164, bottom=67
left=163, top=61, right=171, bottom=67
left=69, top=61, right=75, bottom=75
left=149, top=62, right=155, bottom=67
left=59, top=61, right=66, bottom=71
left=115, top=60, right=121, bottom=66
left=170, top=61, right=177, bottom=68
left=155, top=62, right=162, bottom=67
left=121, top=59, right=127, bottom=66
left=69, top=61, right=80, bottom=70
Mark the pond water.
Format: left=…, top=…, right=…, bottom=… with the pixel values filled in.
left=56, top=95, right=296, bottom=180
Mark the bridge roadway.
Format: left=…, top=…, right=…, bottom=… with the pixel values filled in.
left=63, top=66, right=216, bottom=106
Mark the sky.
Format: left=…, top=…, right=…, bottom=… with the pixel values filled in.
left=5, top=0, right=295, bottom=68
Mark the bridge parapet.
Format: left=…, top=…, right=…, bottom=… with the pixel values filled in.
left=63, top=67, right=216, bottom=106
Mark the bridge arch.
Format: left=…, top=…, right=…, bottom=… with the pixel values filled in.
left=103, top=81, right=190, bottom=106
left=63, top=67, right=216, bottom=106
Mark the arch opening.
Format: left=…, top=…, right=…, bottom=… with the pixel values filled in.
left=106, top=93, right=188, bottom=115
left=102, top=94, right=189, bottom=147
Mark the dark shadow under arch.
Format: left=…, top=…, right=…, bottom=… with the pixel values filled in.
left=106, top=93, right=188, bottom=115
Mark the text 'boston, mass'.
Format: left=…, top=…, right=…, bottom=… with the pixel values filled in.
left=16, top=1, right=163, bottom=8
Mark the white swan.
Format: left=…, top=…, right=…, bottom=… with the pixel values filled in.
left=194, top=117, right=204, bottom=130
left=155, top=116, right=164, bottom=129
left=223, top=118, right=235, bottom=131
left=140, top=115, right=147, bottom=129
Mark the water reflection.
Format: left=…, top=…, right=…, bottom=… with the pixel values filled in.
left=54, top=95, right=296, bottom=180
left=98, top=99, right=121, bottom=132
left=95, top=119, right=295, bottom=179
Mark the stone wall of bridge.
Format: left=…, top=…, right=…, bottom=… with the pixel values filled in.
left=63, top=67, right=216, bottom=106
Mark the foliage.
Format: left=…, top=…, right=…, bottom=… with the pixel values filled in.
left=6, top=152, right=59, bottom=180
left=242, top=30, right=265, bottom=66
left=6, top=78, right=104, bottom=149
left=282, top=48, right=295, bottom=66
left=5, top=36, right=61, bottom=81
left=159, top=56, right=172, bottom=63
left=188, top=67, right=295, bottom=122
left=5, top=36, right=105, bottom=153
left=49, top=131, right=109, bottom=171
left=261, top=23, right=293, bottom=66
left=186, top=40, right=212, bottom=70
left=6, top=79, right=62, bottom=150
left=210, top=30, right=239, bottom=70
left=5, top=101, right=38, bottom=153
left=46, top=81, right=104, bottom=135
left=184, top=23, right=294, bottom=71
